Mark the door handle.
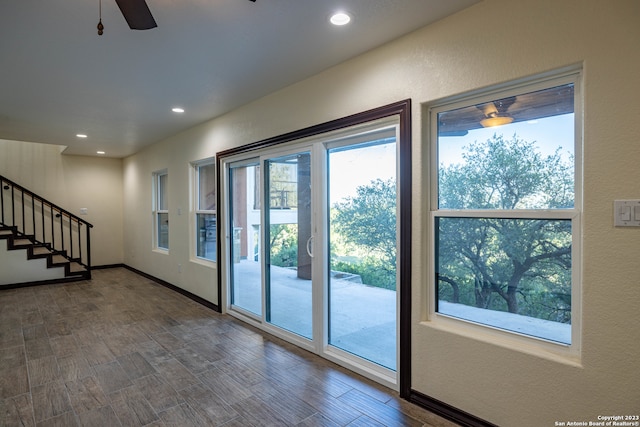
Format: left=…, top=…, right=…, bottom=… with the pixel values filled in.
left=306, top=236, right=314, bottom=258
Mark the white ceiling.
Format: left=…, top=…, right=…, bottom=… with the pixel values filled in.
left=0, top=0, right=479, bottom=158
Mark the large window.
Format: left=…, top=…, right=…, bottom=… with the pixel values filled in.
left=153, top=170, right=169, bottom=250
left=431, top=70, right=581, bottom=346
left=194, top=161, right=216, bottom=261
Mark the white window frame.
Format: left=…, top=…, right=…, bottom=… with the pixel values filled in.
left=427, top=68, right=583, bottom=360
left=153, top=170, right=169, bottom=251
left=191, top=159, right=217, bottom=264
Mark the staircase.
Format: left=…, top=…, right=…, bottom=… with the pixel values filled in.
left=0, top=175, right=93, bottom=286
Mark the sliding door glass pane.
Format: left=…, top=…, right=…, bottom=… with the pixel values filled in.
left=265, top=152, right=313, bottom=339
left=229, top=162, right=261, bottom=316
left=328, top=137, right=397, bottom=370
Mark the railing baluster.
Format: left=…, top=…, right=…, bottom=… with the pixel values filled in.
left=1, top=178, right=4, bottom=224
left=86, top=223, right=92, bottom=277
left=32, top=194, right=36, bottom=240
left=11, top=186, right=15, bottom=228
left=78, top=223, right=83, bottom=264
left=59, top=210, right=64, bottom=254
left=51, top=207, right=55, bottom=249
left=41, top=200, right=45, bottom=246
left=21, top=190, right=25, bottom=235
left=69, top=216, right=74, bottom=259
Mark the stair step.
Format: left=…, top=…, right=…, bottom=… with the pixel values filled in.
left=51, top=254, right=68, bottom=265
left=68, top=262, right=88, bottom=275
left=31, top=246, right=53, bottom=259
left=13, top=238, right=33, bottom=246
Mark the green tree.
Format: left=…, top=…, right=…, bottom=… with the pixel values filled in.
left=331, top=178, right=397, bottom=289
left=269, top=224, right=298, bottom=267
left=333, top=178, right=396, bottom=265
left=437, top=134, right=573, bottom=322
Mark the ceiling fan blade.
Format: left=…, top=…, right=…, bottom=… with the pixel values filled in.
left=114, top=0, right=157, bottom=30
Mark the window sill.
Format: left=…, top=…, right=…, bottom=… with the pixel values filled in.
left=421, top=313, right=582, bottom=368
left=190, top=257, right=217, bottom=269
left=438, top=301, right=571, bottom=344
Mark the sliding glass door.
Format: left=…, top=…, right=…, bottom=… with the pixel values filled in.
left=327, top=137, right=397, bottom=370
left=265, top=151, right=313, bottom=339
left=228, top=159, right=261, bottom=317
left=222, top=116, right=402, bottom=388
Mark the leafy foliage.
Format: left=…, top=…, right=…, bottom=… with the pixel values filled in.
left=268, top=186, right=398, bottom=290
left=331, top=258, right=396, bottom=290
left=329, top=178, right=397, bottom=290
left=332, top=178, right=397, bottom=266
left=439, top=133, right=573, bottom=210
left=437, top=134, right=573, bottom=323
left=269, top=224, right=298, bottom=267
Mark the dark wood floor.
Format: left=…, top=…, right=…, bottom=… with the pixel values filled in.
left=0, top=267, right=457, bottom=427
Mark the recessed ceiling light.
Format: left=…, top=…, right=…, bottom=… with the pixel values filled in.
left=330, top=12, right=351, bottom=26
left=76, top=134, right=88, bottom=138
left=172, top=107, right=185, bottom=113
left=96, top=151, right=105, bottom=155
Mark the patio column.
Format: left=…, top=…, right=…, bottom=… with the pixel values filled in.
left=297, top=153, right=312, bottom=280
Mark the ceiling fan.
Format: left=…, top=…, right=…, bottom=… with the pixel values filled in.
left=478, top=96, right=517, bottom=128
left=98, top=0, right=256, bottom=35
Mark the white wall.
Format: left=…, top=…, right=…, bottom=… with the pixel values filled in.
left=0, top=240, right=66, bottom=285
left=122, top=1, right=640, bottom=425
left=0, top=139, right=124, bottom=266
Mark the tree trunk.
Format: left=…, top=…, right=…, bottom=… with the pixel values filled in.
left=474, top=278, right=492, bottom=309
left=506, top=285, right=518, bottom=313
left=438, top=275, right=460, bottom=303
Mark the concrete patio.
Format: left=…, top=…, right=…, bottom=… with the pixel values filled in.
left=231, top=260, right=397, bottom=370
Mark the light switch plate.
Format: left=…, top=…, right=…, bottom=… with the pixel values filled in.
left=614, top=200, right=640, bottom=226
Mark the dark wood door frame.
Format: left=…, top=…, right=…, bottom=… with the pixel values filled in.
left=216, top=99, right=412, bottom=397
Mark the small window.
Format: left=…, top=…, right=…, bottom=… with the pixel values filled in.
left=431, top=70, right=581, bottom=346
left=194, top=161, right=216, bottom=261
left=154, top=171, right=169, bottom=250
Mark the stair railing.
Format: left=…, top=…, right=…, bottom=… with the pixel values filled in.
left=0, top=175, right=93, bottom=277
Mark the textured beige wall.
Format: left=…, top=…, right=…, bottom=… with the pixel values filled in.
left=122, top=0, right=640, bottom=424
left=122, top=128, right=219, bottom=302
left=0, top=139, right=124, bottom=266
left=408, top=1, right=640, bottom=425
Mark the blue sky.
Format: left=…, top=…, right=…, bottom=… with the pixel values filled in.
left=438, top=114, right=575, bottom=167
left=324, top=113, right=574, bottom=204
left=329, top=140, right=396, bottom=203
